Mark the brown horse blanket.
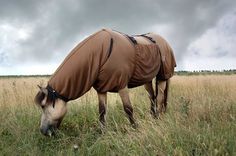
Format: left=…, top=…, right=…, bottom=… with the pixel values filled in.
left=48, top=29, right=176, bottom=101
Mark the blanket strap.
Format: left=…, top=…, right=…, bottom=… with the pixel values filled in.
left=140, top=34, right=156, bottom=44
left=125, top=35, right=137, bottom=44
left=46, top=85, right=69, bottom=107
left=107, top=38, right=113, bottom=58
left=112, top=30, right=137, bottom=45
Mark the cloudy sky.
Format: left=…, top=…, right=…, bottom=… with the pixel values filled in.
left=0, top=0, right=236, bottom=75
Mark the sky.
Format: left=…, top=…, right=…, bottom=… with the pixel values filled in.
left=0, top=0, right=236, bottom=75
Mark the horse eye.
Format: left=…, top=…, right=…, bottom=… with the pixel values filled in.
left=41, top=106, right=45, bottom=109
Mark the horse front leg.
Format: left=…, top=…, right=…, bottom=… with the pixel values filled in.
left=97, top=92, right=107, bottom=127
left=118, top=87, right=137, bottom=128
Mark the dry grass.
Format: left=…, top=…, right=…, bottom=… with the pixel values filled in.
left=0, top=75, right=235, bottom=155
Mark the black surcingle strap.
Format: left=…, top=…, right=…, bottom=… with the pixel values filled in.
left=46, top=85, right=69, bottom=107
left=125, top=35, right=137, bottom=44
left=112, top=30, right=137, bottom=45
left=140, top=34, right=156, bottom=44
left=107, top=38, right=113, bottom=58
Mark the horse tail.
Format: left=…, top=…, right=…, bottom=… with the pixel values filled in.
left=155, top=76, right=159, bottom=99
left=163, top=79, right=170, bottom=112
left=155, top=76, right=170, bottom=113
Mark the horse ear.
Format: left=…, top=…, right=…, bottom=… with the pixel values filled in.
left=37, top=85, right=42, bottom=90
left=35, top=86, right=48, bottom=106
left=40, top=88, right=48, bottom=106
left=37, top=85, right=48, bottom=96
left=35, top=91, right=46, bottom=106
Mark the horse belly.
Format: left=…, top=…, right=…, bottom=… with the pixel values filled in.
left=93, top=34, right=135, bottom=93
left=128, top=44, right=161, bottom=88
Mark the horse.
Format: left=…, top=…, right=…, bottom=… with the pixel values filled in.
left=34, top=28, right=176, bottom=136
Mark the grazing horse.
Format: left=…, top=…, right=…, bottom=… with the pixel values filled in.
left=34, top=28, right=176, bottom=136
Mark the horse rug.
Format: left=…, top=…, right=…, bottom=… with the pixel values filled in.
left=48, top=29, right=176, bottom=101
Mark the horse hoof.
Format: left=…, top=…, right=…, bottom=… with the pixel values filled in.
left=99, top=122, right=106, bottom=134
left=131, top=122, right=138, bottom=129
left=150, top=110, right=159, bottom=119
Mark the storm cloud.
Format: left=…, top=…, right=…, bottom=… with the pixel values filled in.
left=0, top=0, right=236, bottom=74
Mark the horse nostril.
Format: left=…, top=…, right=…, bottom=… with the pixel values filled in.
left=40, top=127, right=48, bottom=135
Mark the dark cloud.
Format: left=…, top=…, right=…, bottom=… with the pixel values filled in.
left=0, top=0, right=47, bottom=22
left=0, top=0, right=236, bottom=71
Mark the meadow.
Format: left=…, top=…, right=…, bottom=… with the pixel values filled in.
left=0, top=75, right=235, bottom=155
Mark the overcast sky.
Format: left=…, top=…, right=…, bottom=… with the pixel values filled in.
left=0, top=0, right=236, bottom=75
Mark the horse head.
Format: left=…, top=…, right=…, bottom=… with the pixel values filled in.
left=34, top=85, right=67, bottom=136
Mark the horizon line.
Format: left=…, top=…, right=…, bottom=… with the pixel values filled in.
left=0, top=69, right=236, bottom=77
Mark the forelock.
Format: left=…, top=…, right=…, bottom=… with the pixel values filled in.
left=34, top=91, right=45, bottom=105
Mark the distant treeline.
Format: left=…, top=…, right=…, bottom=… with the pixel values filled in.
left=175, top=69, right=236, bottom=75
left=0, top=70, right=236, bottom=78
left=0, top=75, right=51, bottom=78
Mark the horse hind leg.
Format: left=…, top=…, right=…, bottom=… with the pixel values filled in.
left=163, top=79, right=170, bottom=113
left=118, top=87, right=137, bottom=128
left=156, top=80, right=167, bottom=115
left=97, top=92, right=107, bottom=127
left=144, top=81, right=157, bottom=117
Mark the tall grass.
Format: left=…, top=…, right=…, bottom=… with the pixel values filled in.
left=0, top=75, right=235, bottom=155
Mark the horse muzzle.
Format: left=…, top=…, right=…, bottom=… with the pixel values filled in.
left=40, top=125, right=55, bottom=137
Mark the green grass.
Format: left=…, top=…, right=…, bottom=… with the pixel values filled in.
left=0, top=76, right=236, bottom=155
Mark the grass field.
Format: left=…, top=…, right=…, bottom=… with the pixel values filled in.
left=0, top=75, right=235, bottom=155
